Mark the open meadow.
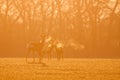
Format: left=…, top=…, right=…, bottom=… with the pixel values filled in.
left=0, top=58, right=120, bottom=80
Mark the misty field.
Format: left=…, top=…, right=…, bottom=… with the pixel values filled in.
left=0, top=58, right=120, bottom=80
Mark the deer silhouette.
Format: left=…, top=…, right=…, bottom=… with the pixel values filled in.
left=55, top=41, right=64, bottom=60
left=26, top=34, right=46, bottom=63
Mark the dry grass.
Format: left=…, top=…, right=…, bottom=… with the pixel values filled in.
left=0, top=58, right=120, bottom=80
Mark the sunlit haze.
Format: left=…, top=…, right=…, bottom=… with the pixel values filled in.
left=0, top=0, right=120, bottom=58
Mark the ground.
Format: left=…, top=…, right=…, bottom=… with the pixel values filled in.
left=0, top=58, right=120, bottom=80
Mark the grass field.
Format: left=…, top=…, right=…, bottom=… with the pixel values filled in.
left=0, top=58, right=120, bottom=80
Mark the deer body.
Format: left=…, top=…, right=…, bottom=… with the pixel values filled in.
left=26, top=42, right=44, bottom=63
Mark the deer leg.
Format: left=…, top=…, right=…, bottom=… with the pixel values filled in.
left=48, top=51, right=50, bottom=60
left=50, top=49, right=53, bottom=60
left=33, top=51, right=35, bottom=63
left=26, top=48, right=30, bottom=63
left=38, top=52, right=42, bottom=63
left=26, top=51, right=28, bottom=63
left=48, top=53, right=50, bottom=60
left=59, top=52, right=63, bottom=60
left=58, top=51, right=61, bottom=60
left=61, top=53, right=63, bottom=60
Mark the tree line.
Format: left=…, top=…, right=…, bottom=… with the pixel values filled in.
left=0, top=0, right=120, bottom=57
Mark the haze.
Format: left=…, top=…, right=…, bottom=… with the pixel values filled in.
left=0, top=0, right=120, bottom=58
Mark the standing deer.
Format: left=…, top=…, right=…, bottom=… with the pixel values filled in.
left=42, top=38, right=64, bottom=60
left=44, top=38, right=55, bottom=60
left=55, top=42, right=64, bottom=60
left=26, top=34, right=46, bottom=63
